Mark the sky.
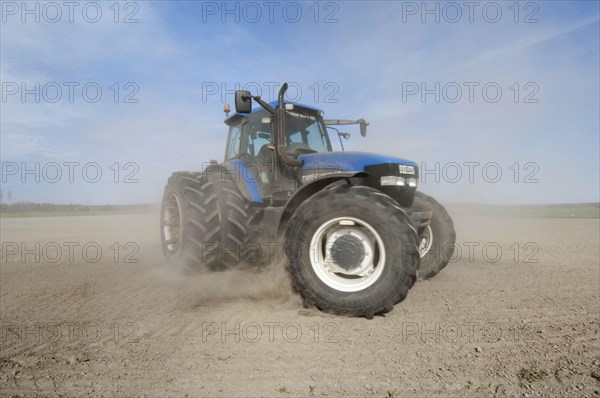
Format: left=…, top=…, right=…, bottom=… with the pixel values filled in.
left=1, top=0, right=599, bottom=205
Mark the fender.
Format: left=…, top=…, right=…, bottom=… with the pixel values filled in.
left=288, top=171, right=368, bottom=209
left=219, top=160, right=264, bottom=204
left=200, top=160, right=264, bottom=204
left=262, top=171, right=369, bottom=241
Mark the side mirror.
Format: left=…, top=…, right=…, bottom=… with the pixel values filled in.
left=339, top=132, right=351, bottom=140
left=235, top=90, right=252, bottom=113
left=359, top=119, right=369, bottom=137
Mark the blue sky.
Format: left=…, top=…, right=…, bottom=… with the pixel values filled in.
left=1, top=1, right=598, bottom=204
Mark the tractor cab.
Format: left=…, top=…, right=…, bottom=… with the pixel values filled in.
left=224, top=102, right=331, bottom=160
left=224, top=100, right=334, bottom=200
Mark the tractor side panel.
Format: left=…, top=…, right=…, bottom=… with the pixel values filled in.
left=219, top=160, right=264, bottom=204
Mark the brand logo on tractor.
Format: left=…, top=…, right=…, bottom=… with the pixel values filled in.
left=301, top=170, right=343, bottom=183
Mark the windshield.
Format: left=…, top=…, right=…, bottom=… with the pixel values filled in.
left=231, top=107, right=331, bottom=162
left=285, top=109, right=331, bottom=154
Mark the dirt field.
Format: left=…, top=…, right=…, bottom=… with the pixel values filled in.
left=1, top=211, right=599, bottom=397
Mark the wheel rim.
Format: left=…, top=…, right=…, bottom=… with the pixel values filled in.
left=163, top=194, right=182, bottom=254
left=418, top=225, right=433, bottom=257
left=309, top=217, right=386, bottom=292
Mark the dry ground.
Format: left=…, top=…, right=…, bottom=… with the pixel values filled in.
left=1, top=211, right=599, bottom=397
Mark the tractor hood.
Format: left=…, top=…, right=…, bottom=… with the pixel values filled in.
left=298, top=151, right=417, bottom=172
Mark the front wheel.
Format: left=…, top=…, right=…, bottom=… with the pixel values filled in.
left=284, top=185, right=420, bottom=319
left=412, top=191, right=456, bottom=280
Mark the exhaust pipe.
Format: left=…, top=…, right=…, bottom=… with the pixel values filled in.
left=275, top=83, right=303, bottom=168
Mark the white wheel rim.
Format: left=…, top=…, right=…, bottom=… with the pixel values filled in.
left=418, top=225, right=433, bottom=258
left=309, top=216, right=386, bottom=292
left=163, top=194, right=182, bottom=254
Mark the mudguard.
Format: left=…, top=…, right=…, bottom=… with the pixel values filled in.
left=267, top=171, right=368, bottom=240
left=206, top=160, right=264, bottom=204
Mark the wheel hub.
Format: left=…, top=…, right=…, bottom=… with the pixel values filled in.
left=330, top=233, right=365, bottom=271
left=309, top=217, right=386, bottom=292
left=418, top=225, right=433, bottom=257
left=163, top=194, right=182, bottom=254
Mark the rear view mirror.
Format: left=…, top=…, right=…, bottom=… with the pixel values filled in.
left=359, top=119, right=369, bottom=137
left=235, top=90, right=252, bottom=113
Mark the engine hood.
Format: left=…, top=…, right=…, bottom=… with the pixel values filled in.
left=298, top=151, right=417, bottom=172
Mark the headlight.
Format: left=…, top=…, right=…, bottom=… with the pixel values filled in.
left=380, top=176, right=405, bottom=186
left=398, top=165, right=415, bottom=175
left=380, top=176, right=418, bottom=187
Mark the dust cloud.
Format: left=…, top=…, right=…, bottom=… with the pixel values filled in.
left=148, top=257, right=302, bottom=309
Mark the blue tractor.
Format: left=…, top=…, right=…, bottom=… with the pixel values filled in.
left=161, top=83, right=455, bottom=318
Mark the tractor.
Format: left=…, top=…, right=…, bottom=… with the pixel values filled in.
left=160, top=83, right=455, bottom=318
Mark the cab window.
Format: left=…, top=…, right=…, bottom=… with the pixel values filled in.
left=243, top=112, right=273, bottom=158
left=305, top=122, right=328, bottom=153
left=225, top=123, right=241, bottom=160
left=285, top=110, right=331, bottom=154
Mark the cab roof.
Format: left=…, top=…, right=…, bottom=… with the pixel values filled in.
left=224, top=101, right=323, bottom=125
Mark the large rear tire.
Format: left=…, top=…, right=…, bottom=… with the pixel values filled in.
left=284, top=185, right=420, bottom=319
left=160, top=172, right=251, bottom=271
left=412, top=191, right=456, bottom=280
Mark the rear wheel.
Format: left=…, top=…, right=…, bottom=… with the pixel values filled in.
left=243, top=215, right=275, bottom=268
left=284, top=185, right=420, bottom=318
left=412, top=191, right=456, bottom=280
left=160, top=171, right=252, bottom=271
